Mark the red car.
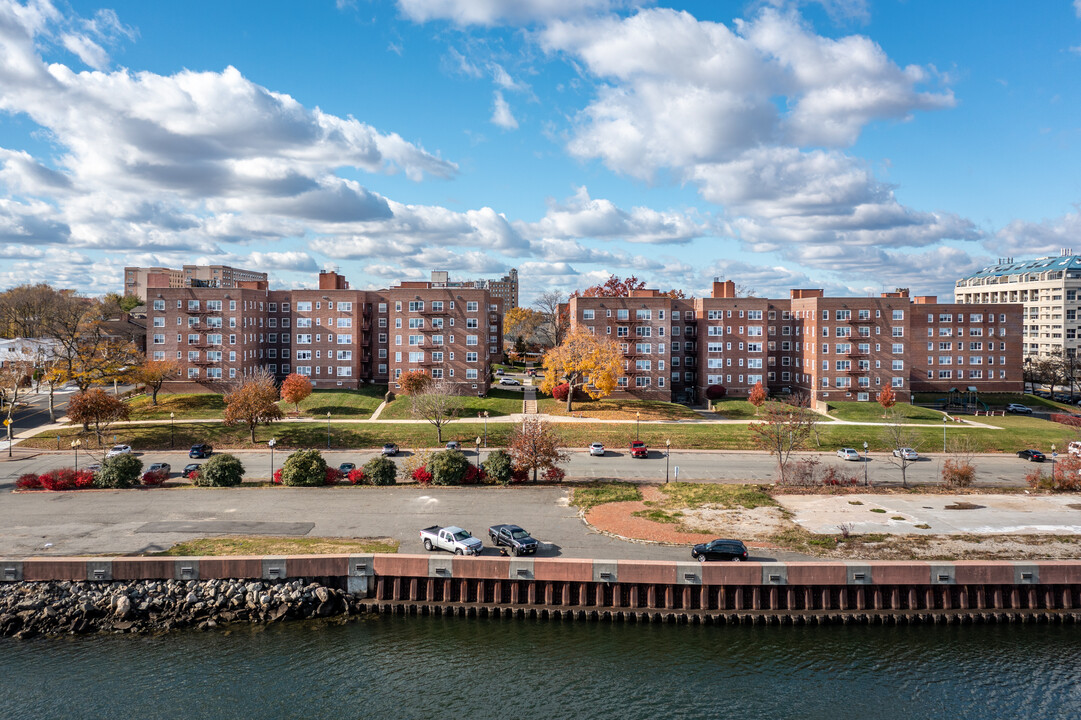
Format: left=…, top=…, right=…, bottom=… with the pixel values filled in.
left=630, top=441, right=648, bottom=458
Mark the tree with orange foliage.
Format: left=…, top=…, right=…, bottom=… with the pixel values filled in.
left=399, top=369, right=433, bottom=396
left=223, top=369, right=283, bottom=442
left=66, top=388, right=130, bottom=447
left=134, top=359, right=180, bottom=406
left=280, top=372, right=314, bottom=413
left=540, top=327, right=623, bottom=412
left=748, top=381, right=767, bottom=412
left=877, top=385, right=897, bottom=413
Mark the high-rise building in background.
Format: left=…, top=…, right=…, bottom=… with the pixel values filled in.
left=124, top=265, right=268, bottom=302
left=955, top=250, right=1081, bottom=359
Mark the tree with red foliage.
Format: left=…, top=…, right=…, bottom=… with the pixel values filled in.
left=509, top=417, right=568, bottom=483
left=571, top=274, right=686, bottom=299
left=223, top=369, right=283, bottom=443
left=280, top=372, right=313, bottom=413
left=399, top=369, right=432, bottom=396
left=748, top=381, right=767, bottom=412
left=66, top=388, right=130, bottom=447
left=877, top=385, right=897, bottom=413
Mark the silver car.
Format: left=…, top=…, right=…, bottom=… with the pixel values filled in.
left=589, top=442, right=605, bottom=456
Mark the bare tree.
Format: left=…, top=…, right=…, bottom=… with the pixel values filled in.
left=533, top=290, right=569, bottom=348
left=882, top=408, right=921, bottom=487
left=749, top=401, right=819, bottom=484
left=410, top=378, right=465, bottom=443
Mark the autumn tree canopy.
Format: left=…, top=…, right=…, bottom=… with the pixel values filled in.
left=280, top=372, right=314, bottom=412
left=540, top=326, right=623, bottom=411
left=66, top=388, right=130, bottom=447
left=748, top=381, right=767, bottom=410
left=571, top=275, right=687, bottom=299
left=503, top=307, right=546, bottom=344
left=877, top=385, right=897, bottom=412
left=223, top=369, right=284, bottom=442
left=134, top=359, right=180, bottom=406
left=509, top=417, right=567, bottom=483
left=399, top=369, right=433, bottom=396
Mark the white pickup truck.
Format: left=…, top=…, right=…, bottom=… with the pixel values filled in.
left=419, top=525, right=484, bottom=556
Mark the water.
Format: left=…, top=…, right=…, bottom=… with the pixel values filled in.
left=2, top=617, right=1080, bottom=719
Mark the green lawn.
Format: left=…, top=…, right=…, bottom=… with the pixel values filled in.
left=379, top=388, right=524, bottom=419
left=707, top=399, right=761, bottom=420
left=127, top=393, right=225, bottom=420
left=827, top=401, right=943, bottom=423
left=913, top=392, right=1076, bottom=413
left=281, top=386, right=387, bottom=419
left=536, top=396, right=701, bottom=420
left=24, top=411, right=1078, bottom=455
left=570, top=482, right=642, bottom=510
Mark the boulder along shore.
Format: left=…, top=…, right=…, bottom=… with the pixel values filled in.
left=0, top=579, right=358, bottom=639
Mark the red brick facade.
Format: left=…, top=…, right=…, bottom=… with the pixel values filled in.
left=568, top=285, right=1023, bottom=404
left=148, top=271, right=502, bottom=394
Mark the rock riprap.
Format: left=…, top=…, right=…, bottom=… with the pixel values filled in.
left=0, top=579, right=355, bottom=639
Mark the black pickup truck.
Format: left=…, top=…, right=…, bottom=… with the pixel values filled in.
left=487, top=524, right=539, bottom=556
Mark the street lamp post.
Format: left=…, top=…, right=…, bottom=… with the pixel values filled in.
left=3, top=417, right=11, bottom=458
left=170, top=412, right=175, bottom=448
left=665, top=439, right=671, bottom=484
left=1052, top=444, right=1057, bottom=480
left=863, top=440, right=869, bottom=486
left=71, top=438, right=81, bottom=471
left=475, top=436, right=481, bottom=469
left=636, top=411, right=641, bottom=441
left=482, top=411, right=489, bottom=447
left=269, top=438, right=277, bottom=482
left=943, top=415, right=948, bottom=453
left=326, top=411, right=332, bottom=450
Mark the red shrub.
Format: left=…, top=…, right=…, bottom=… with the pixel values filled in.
left=39, top=469, right=77, bottom=491
left=347, top=468, right=366, bottom=485
left=543, top=466, right=566, bottom=483
left=462, top=465, right=485, bottom=485
left=15, top=473, right=41, bottom=490
left=821, top=466, right=860, bottom=486
left=705, top=385, right=727, bottom=400
left=272, top=468, right=283, bottom=485
left=551, top=383, right=570, bottom=402
left=510, top=467, right=529, bottom=484
left=74, top=470, right=95, bottom=489
left=412, top=467, right=433, bottom=485
left=142, top=470, right=167, bottom=487
left=324, top=467, right=342, bottom=486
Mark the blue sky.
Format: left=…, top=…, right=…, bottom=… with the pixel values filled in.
left=1, top=0, right=1080, bottom=304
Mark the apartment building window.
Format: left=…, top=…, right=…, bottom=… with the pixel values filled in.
left=408, top=318, right=424, bottom=329
left=891, top=343, right=904, bottom=354
left=892, top=327, right=904, bottom=337
left=892, top=377, right=904, bottom=387
left=408, top=352, right=424, bottom=363
left=337, top=318, right=352, bottom=328
left=635, top=377, right=651, bottom=387
left=296, top=302, right=312, bottom=312
left=297, top=334, right=312, bottom=344
left=337, top=334, right=352, bottom=344
left=378, top=364, right=387, bottom=374
left=466, top=335, right=478, bottom=346
left=297, top=318, right=312, bottom=328
left=408, top=301, right=424, bottom=312
left=152, top=299, right=165, bottom=311
left=153, top=317, right=165, bottom=327
left=466, top=318, right=478, bottom=328
left=636, top=327, right=652, bottom=337
left=582, top=309, right=595, bottom=320
left=152, top=334, right=164, bottom=344
left=409, top=335, right=422, bottom=345
left=467, top=301, right=478, bottom=312
left=636, top=309, right=651, bottom=320
left=892, top=310, right=904, bottom=321
left=466, top=352, right=478, bottom=362
left=892, top=360, right=904, bottom=371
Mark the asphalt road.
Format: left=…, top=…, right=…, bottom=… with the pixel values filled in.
left=0, top=447, right=1040, bottom=489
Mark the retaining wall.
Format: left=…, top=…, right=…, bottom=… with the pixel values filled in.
left=5, top=556, right=1081, bottom=624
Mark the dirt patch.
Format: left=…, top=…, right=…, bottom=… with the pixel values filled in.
left=944, top=502, right=984, bottom=510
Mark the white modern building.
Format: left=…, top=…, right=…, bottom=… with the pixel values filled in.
left=955, top=251, right=1081, bottom=358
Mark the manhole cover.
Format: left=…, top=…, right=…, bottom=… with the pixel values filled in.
left=944, top=502, right=984, bottom=511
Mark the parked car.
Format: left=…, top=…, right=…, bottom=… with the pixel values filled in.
left=181, top=463, right=201, bottom=479
left=495, top=369, right=505, bottom=376
left=1017, top=449, right=1046, bottom=462
left=837, top=448, right=860, bottom=461
left=526, top=369, right=537, bottom=377
left=892, top=448, right=919, bottom=461
left=691, top=538, right=749, bottom=563
left=446, top=441, right=461, bottom=451
left=499, top=378, right=521, bottom=386
left=105, top=444, right=132, bottom=459
left=488, top=524, right=539, bottom=556
left=85, top=463, right=101, bottom=475
left=419, top=525, right=483, bottom=555
left=382, top=443, right=399, bottom=456
left=630, top=440, right=648, bottom=458
left=142, top=462, right=171, bottom=483
left=589, top=442, right=605, bottom=457
left=1069, top=441, right=1081, bottom=457
left=189, top=443, right=213, bottom=459
left=1006, top=404, right=1033, bottom=415
left=339, top=462, right=356, bottom=474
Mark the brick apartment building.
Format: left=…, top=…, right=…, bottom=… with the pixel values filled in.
left=124, top=264, right=268, bottom=302
left=146, top=271, right=502, bottom=394
left=569, top=281, right=1023, bottom=404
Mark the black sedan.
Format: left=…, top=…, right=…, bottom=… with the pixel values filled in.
left=1017, top=449, right=1046, bottom=462
left=181, top=463, right=201, bottom=479
left=691, top=539, right=749, bottom=563
left=189, top=443, right=213, bottom=459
